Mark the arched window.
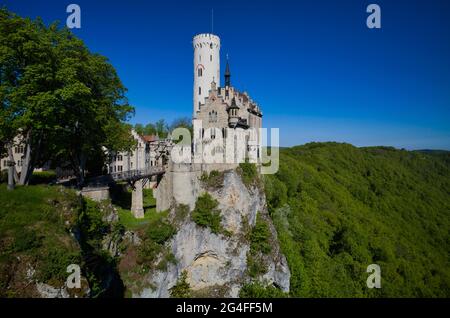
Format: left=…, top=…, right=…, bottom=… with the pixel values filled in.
left=198, top=68, right=202, bottom=77
left=210, top=55, right=212, bottom=61
left=199, top=86, right=201, bottom=95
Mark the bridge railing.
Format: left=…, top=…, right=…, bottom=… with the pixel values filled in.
left=110, top=166, right=165, bottom=182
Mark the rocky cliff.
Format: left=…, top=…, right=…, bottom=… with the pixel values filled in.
left=126, top=168, right=290, bottom=298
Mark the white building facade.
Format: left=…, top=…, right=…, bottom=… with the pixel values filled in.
left=193, top=33, right=221, bottom=117
left=192, top=33, right=263, bottom=165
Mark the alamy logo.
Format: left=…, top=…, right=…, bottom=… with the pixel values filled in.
left=66, top=264, right=81, bottom=289
left=169, top=125, right=280, bottom=174
left=366, top=264, right=381, bottom=288
left=66, top=4, right=81, bottom=29
left=366, top=4, right=381, bottom=29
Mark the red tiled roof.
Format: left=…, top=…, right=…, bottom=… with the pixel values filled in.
left=142, top=135, right=158, bottom=142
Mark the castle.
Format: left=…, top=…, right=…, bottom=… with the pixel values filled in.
left=1, top=33, right=263, bottom=191
left=191, top=33, right=263, bottom=165
left=107, top=33, right=264, bottom=179
left=153, top=33, right=265, bottom=212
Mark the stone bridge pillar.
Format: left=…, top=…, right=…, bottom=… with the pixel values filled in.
left=131, top=179, right=144, bottom=218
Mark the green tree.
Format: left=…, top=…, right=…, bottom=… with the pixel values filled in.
left=170, top=270, right=191, bottom=298
left=0, top=8, right=135, bottom=186
left=192, top=193, right=223, bottom=234
left=170, top=117, right=193, bottom=136
left=155, top=119, right=169, bottom=138
left=143, top=123, right=157, bottom=136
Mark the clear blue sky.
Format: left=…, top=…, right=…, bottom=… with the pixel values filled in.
left=3, top=0, right=450, bottom=149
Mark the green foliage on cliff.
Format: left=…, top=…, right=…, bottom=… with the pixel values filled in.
left=192, top=193, right=223, bottom=234
left=137, top=217, right=176, bottom=268
left=246, top=214, right=272, bottom=279
left=170, top=270, right=191, bottom=298
left=239, top=282, right=288, bottom=298
left=0, top=185, right=128, bottom=297
left=0, top=185, right=82, bottom=295
left=238, top=162, right=258, bottom=187
left=265, top=142, right=450, bottom=297
left=250, top=214, right=272, bottom=255
left=147, top=219, right=176, bottom=244
left=200, top=170, right=225, bottom=189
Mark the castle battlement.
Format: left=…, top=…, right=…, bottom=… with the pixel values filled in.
left=193, top=33, right=221, bottom=49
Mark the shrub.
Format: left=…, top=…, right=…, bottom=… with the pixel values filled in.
left=137, top=240, right=162, bottom=265
left=147, top=220, right=176, bottom=244
left=156, top=250, right=177, bottom=271
left=36, top=246, right=81, bottom=285
left=246, top=252, right=268, bottom=278
left=77, top=199, right=109, bottom=246
left=239, top=282, right=287, bottom=298
left=200, top=170, right=225, bottom=189
left=136, top=217, right=176, bottom=269
left=12, top=228, right=42, bottom=252
left=238, top=162, right=258, bottom=187
left=30, top=170, right=57, bottom=185
left=250, top=214, right=272, bottom=254
left=191, top=193, right=222, bottom=234
left=0, top=170, right=7, bottom=183
left=174, top=204, right=189, bottom=224
left=170, top=270, right=191, bottom=298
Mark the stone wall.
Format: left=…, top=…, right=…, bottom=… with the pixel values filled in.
left=81, top=186, right=110, bottom=202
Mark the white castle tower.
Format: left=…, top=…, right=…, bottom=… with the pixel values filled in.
left=193, top=33, right=221, bottom=117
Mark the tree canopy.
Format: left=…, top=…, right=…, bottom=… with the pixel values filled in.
left=0, top=8, right=134, bottom=185
left=265, top=142, right=450, bottom=297
left=134, top=117, right=192, bottom=139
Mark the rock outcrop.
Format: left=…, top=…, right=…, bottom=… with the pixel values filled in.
left=134, top=168, right=290, bottom=298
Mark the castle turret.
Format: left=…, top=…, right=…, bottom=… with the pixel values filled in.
left=193, top=33, right=221, bottom=118
left=227, top=97, right=239, bottom=127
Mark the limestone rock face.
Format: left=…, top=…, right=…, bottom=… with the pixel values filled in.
left=36, top=282, right=71, bottom=298
left=135, top=169, right=290, bottom=298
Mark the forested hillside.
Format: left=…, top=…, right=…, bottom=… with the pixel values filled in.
left=264, top=142, right=450, bottom=297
